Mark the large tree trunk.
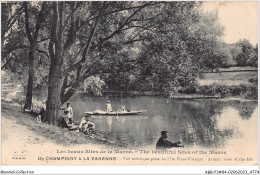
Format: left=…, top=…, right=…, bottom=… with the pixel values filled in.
left=46, top=58, right=62, bottom=125
left=45, top=2, right=65, bottom=125
left=24, top=45, right=36, bottom=110
left=23, top=2, right=45, bottom=110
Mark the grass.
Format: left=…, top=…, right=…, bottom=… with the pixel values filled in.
left=202, top=71, right=257, bottom=81
left=1, top=102, right=125, bottom=148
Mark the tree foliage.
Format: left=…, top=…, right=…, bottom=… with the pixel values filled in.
left=234, top=39, right=258, bottom=67
left=1, top=2, right=50, bottom=88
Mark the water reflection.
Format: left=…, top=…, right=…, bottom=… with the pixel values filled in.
left=69, top=95, right=257, bottom=148
left=107, top=116, right=112, bottom=132
left=220, top=107, right=258, bottom=152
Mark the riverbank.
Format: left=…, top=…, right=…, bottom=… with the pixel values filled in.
left=100, top=84, right=257, bottom=100
left=194, top=84, right=257, bottom=100
left=1, top=102, right=124, bottom=149
left=80, top=84, right=257, bottom=100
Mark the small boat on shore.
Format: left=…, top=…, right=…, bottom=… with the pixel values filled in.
left=85, top=110, right=147, bottom=115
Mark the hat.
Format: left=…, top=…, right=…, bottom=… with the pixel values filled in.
left=161, top=131, right=168, bottom=135
left=107, top=100, right=110, bottom=103
left=67, top=102, right=71, bottom=104
left=85, top=114, right=91, bottom=118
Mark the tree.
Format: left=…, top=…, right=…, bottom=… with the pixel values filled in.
left=123, top=2, right=226, bottom=93
left=1, top=2, right=23, bottom=51
left=252, top=44, right=258, bottom=67
left=1, top=2, right=25, bottom=70
left=23, top=2, right=46, bottom=110
left=234, top=39, right=257, bottom=66
left=1, top=2, right=50, bottom=100
left=83, top=76, right=105, bottom=96
left=45, top=1, right=162, bottom=124
left=186, top=10, right=225, bottom=70
left=94, top=2, right=229, bottom=94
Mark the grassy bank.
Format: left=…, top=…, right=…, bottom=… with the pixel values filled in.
left=1, top=102, right=124, bottom=148
left=195, top=84, right=257, bottom=100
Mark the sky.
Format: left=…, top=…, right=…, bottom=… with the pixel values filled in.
left=202, top=1, right=258, bottom=45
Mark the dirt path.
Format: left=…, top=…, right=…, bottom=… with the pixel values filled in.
left=2, top=115, right=60, bottom=150
left=2, top=115, right=63, bottom=164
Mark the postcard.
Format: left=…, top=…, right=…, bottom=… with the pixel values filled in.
left=1, top=1, right=258, bottom=171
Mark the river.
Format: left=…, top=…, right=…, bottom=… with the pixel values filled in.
left=63, top=94, right=258, bottom=149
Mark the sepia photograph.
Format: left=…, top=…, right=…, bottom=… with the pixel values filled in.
left=1, top=0, right=258, bottom=174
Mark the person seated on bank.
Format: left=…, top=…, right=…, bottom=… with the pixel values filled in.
left=106, top=100, right=113, bottom=112
left=79, top=114, right=95, bottom=134
left=35, top=101, right=46, bottom=123
left=156, top=131, right=184, bottom=150
left=39, top=101, right=47, bottom=122
left=59, top=110, right=79, bottom=131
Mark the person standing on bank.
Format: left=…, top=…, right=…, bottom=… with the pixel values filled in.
left=61, top=102, right=73, bottom=124
left=106, top=100, right=112, bottom=112
left=156, top=131, right=183, bottom=150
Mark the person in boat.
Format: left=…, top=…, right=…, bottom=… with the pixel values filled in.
left=106, top=100, right=112, bottom=112
left=156, top=131, right=184, bottom=150
left=79, top=114, right=95, bottom=134
left=121, top=105, right=126, bottom=112
left=118, top=105, right=126, bottom=112
left=61, top=102, right=73, bottom=124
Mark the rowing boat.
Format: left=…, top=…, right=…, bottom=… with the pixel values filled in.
left=85, top=110, right=147, bottom=115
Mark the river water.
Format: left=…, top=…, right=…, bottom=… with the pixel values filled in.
left=65, top=94, right=257, bottom=148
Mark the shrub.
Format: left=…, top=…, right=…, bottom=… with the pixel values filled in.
left=248, top=76, right=258, bottom=84
left=178, top=86, right=197, bottom=94
left=196, top=84, right=257, bottom=100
